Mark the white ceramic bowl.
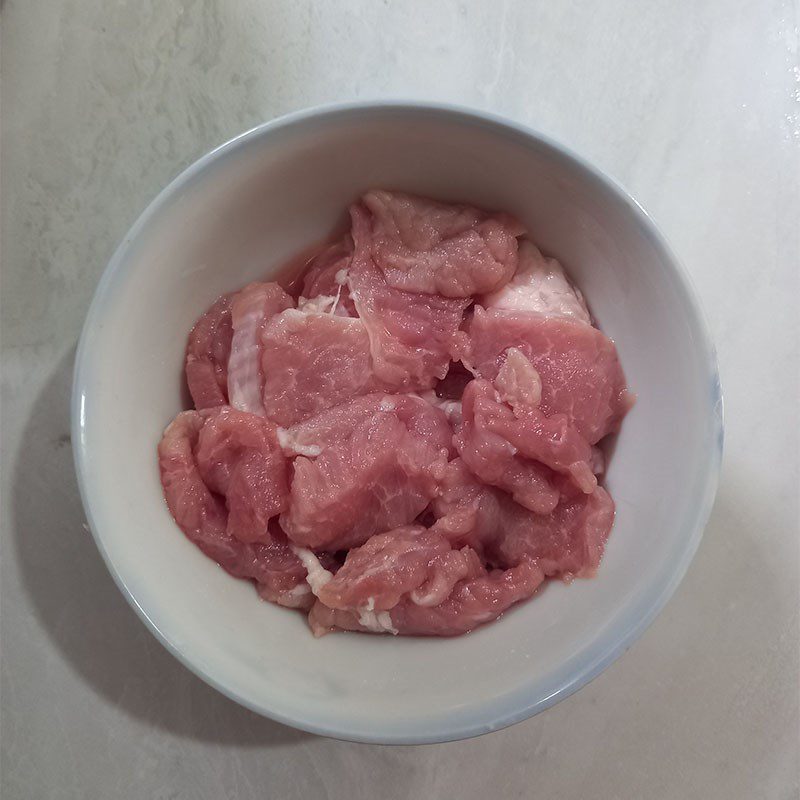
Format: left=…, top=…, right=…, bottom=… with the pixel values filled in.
left=72, top=102, right=723, bottom=744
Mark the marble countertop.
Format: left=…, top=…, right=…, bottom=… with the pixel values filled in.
left=2, top=1, right=798, bottom=798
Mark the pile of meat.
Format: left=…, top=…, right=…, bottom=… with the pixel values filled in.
left=158, top=191, right=632, bottom=637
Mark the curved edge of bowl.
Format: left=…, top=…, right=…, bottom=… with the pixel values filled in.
left=71, top=99, right=724, bottom=744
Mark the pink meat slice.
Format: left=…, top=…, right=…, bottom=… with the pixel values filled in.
left=279, top=394, right=451, bottom=551
left=490, top=486, right=615, bottom=579
left=461, top=306, right=632, bottom=443
left=227, top=282, right=294, bottom=416
left=457, top=378, right=596, bottom=497
left=158, top=411, right=309, bottom=608
left=278, top=392, right=454, bottom=459
left=308, top=559, right=543, bottom=637
left=260, top=308, right=377, bottom=427
left=411, top=362, right=474, bottom=433
left=250, top=525, right=317, bottom=608
left=389, top=559, right=543, bottom=635
left=360, top=190, right=524, bottom=297
left=481, top=240, right=591, bottom=323
left=455, top=379, right=561, bottom=514
left=349, top=203, right=471, bottom=390
left=185, top=294, right=234, bottom=409
left=430, top=458, right=500, bottom=556
left=431, top=458, right=615, bottom=579
left=317, top=525, right=477, bottom=612
left=194, top=407, right=289, bottom=544
left=165, top=195, right=631, bottom=637
left=300, top=237, right=356, bottom=316
left=415, top=389, right=464, bottom=432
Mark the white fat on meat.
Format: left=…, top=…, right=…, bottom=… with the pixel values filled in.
left=291, top=547, right=333, bottom=596
left=297, top=295, right=337, bottom=314
left=495, top=347, right=542, bottom=412
left=410, top=585, right=445, bottom=607
left=286, top=583, right=312, bottom=601
left=299, top=269, right=349, bottom=316
left=357, top=597, right=399, bottom=634
left=276, top=427, right=323, bottom=458
left=482, top=240, right=591, bottom=324
left=438, top=400, right=463, bottom=428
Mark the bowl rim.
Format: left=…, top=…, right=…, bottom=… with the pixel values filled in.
left=71, top=99, right=724, bottom=744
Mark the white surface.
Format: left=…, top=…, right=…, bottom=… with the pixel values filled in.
left=71, top=103, right=721, bottom=743
left=2, top=0, right=798, bottom=796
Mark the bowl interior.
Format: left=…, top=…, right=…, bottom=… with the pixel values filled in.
left=74, top=105, right=721, bottom=743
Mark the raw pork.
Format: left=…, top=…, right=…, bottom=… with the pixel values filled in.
left=454, top=379, right=559, bottom=514
left=462, top=306, right=631, bottom=443
left=308, top=559, right=544, bottom=637
left=316, top=525, right=478, bottom=612
left=227, top=282, right=293, bottom=415
left=431, top=458, right=614, bottom=579
left=456, top=376, right=596, bottom=499
left=481, top=240, right=591, bottom=323
left=194, top=407, right=289, bottom=544
left=158, top=410, right=308, bottom=608
left=494, top=346, right=542, bottom=412
left=360, top=190, right=523, bottom=297
left=300, top=238, right=357, bottom=316
left=185, top=294, right=234, bottom=408
left=429, top=458, right=502, bottom=555
left=277, top=392, right=454, bottom=459
left=489, top=487, right=615, bottom=579
left=279, top=394, right=451, bottom=551
left=349, top=203, right=471, bottom=389
left=162, top=190, right=632, bottom=639
left=261, top=308, right=376, bottom=427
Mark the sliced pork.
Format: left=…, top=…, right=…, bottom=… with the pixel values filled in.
left=431, top=458, right=615, bottom=579
left=481, top=240, right=591, bottom=323
left=227, top=282, right=293, bottom=415
left=160, top=190, right=632, bottom=638
left=316, top=525, right=478, bottom=612
left=185, top=294, right=234, bottom=409
left=462, top=306, right=631, bottom=443
left=360, top=190, right=523, bottom=297
left=300, top=237, right=357, bottom=317
left=194, top=407, right=289, bottom=544
left=279, top=394, right=451, bottom=551
left=158, top=410, right=308, bottom=608
left=489, top=487, right=615, bottom=579
left=349, top=203, right=471, bottom=390
left=456, top=377, right=596, bottom=498
left=308, top=559, right=544, bottom=637
left=261, top=308, right=376, bottom=427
